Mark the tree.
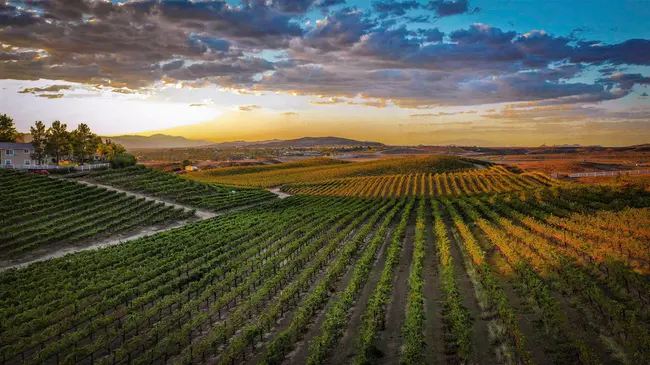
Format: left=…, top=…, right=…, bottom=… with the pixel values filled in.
left=46, top=121, right=71, bottom=164
left=70, top=123, right=101, bottom=163
left=30, top=121, right=48, bottom=165
left=0, top=114, right=19, bottom=142
left=97, top=139, right=126, bottom=161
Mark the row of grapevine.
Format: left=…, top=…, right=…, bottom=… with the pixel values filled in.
left=189, top=156, right=479, bottom=188
left=0, top=170, right=191, bottom=254
left=354, top=198, right=415, bottom=365
left=86, top=165, right=275, bottom=211
left=281, top=167, right=557, bottom=198
left=458, top=191, right=650, bottom=363
left=399, top=197, right=426, bottom=364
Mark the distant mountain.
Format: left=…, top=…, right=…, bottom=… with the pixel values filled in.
left=243, top=137, right=384, bottom=148
left=433, top=139, right=510, bottom=147
left=211, top=139, right=284, bottom=148
left=106, top=134, right=213, bottom=149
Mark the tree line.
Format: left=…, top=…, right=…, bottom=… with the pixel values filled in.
left=0, top=113, right=134, bottom=166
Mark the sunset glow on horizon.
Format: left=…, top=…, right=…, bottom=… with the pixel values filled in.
left=1, top=0, right=649, bottom=146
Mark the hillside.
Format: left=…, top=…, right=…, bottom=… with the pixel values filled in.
left=200, top=157, right=350, bottom=177
left=188, top=155, right=483, bottom=188
left=235, top=136, right=384, bottom=148
left=106, top=134, right=213, bottom=149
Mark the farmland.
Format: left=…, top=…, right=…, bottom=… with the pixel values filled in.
left=85, top=165, right=276, bottom=211
left=282, top=166, right=556, bottom=197
left=1, top=156, right=650, bottom=365
left=0, top=170, right=192, bottom=257
left=188, top=156, right=481, bottom=188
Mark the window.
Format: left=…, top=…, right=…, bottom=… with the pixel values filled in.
left=4, top=160, right=11, bottom=165
left=6, top=149, right=14, bottom=156
left=24, top=160, right=31, bottom=165
left=24, top=149, right=30, bottom=154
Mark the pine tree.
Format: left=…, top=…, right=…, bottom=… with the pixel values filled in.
left=0, top=114, right=19, bottom=142
left=30, top=121, right=48, bottom=164
left=46, top=121, right=71, bottom=164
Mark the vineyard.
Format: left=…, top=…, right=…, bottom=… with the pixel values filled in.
left=188, top=156, right=482, bottom=188
left=85, top=165, right=275, bottom=211
left=281, top=166, right=557, bottom=197
left=0, top=170, right=191, bottom=256
left=2, top=176, right=650, bottom=364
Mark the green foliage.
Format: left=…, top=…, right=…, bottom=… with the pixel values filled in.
left=354, top=198, right=415, bottom=365
left=70, top=123, right=101, bottom=163
left=45, top=120, right=71, bottom=164
left=399, top=197, right=426, bottom=364
left=0, top=113, right=19, bottom=142
left=109, top=153, right=137, bottom=168
left=0, top=169, right=190, bottom=254
left=29, top=121, right=47, bottom=164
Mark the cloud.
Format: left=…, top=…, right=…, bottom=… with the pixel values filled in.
left=38, top=94, right=64, bottom=99
left=417, top=28, right=445, bottom=43
left=599, top=72, right=650, bottom=91
left=373, top=1, right=421, bottom=17
left=372, top=0, right=477, bottom=19
left=237, top=104, right=262, bottom=111
left=449, top=23, right=516, bottom=44
left=19, top=85, right=72, bottom=94
left=1, top=1, right=650, bottom=111
left=309, top=97, right=347, bottom=105
left=410, top=110, right=477, bottom=117
left=426, top=0, right=478, bottom=17
left=281, top=112, right=300, bottom=116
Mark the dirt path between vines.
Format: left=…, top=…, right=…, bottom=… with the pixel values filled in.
left=443, top=214, right=496, bottom=365
left=376, top=207, right=416, bottom=365
left=423, top=204, right=446, bottom=365
left=329, top=225, right=396, bottom=364
left=0, top=181, right=285, bottom=272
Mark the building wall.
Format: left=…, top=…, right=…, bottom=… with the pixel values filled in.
left=1, top=148, right=35, bottom=166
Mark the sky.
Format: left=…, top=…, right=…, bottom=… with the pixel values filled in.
left=1, top=0, right=649, bottom=146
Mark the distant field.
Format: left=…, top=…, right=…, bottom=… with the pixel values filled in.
left=0, top=170, right=191, bottom=255
left=575, top=173, right=650, bottom=187
left=282, top=166, right=557, bottom=197
left=198, top=157, right=350, bottom=177
left=188, top=156, right=483, bottom=188
left=86, top=165, right=276, bottom=211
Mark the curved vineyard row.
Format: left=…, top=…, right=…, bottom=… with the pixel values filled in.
left=282, top=166, right=557, bottom=198
left=188, top=156, right=482, bottom=188
left=86, top=165, right=276, bottom=211
left=0, top=170, right=191, bottom=256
